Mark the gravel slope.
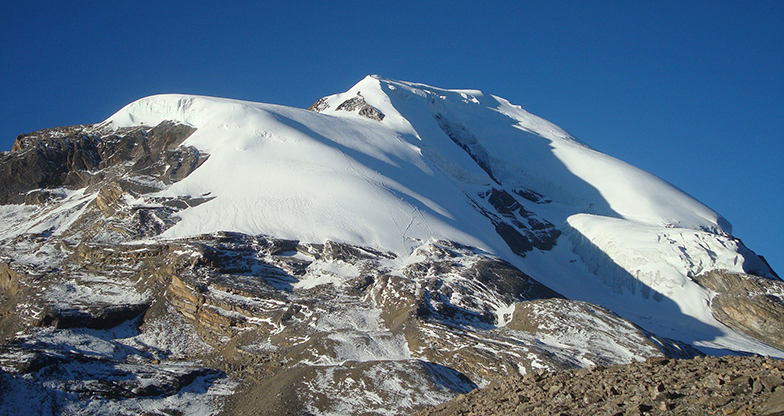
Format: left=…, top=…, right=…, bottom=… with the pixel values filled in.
left=414, top=355, right=784, bottom=416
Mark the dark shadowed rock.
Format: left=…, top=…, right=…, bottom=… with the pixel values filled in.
left=0, top=121, right=200, bottom=205
left=37, top=303, right=149, bottom=330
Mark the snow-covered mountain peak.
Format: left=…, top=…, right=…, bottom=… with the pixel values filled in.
left=47, top=79, right=777, bottom=330
left=96, top=77, right=733, bottom=249
left=1, top=75, right=782, bottom=415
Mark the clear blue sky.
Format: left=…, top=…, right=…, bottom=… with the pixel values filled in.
left=2, top=1, right=782, bottom=274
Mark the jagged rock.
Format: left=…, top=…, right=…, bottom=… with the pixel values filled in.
left=307, top=97, right=330, bottom=112
left=93, top=181, right=124, bottom=216
left=463, top=188, right=562, bottom=257
left=694, top=269, right=783, bottom=295
left=761, top=387, right=784, bottom=416
left=0, top=126, right=100, bottom=204
left=321, top=240, right=395, bottom=261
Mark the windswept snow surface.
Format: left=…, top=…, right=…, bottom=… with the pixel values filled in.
left=100, top=76, right=780, bottom=357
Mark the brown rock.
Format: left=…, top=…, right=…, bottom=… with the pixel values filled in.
left=694, top=270, right=784, bottom=351
left=760, top=387, right=784, bottom=415
left=764, top=375, right=784, bottom=392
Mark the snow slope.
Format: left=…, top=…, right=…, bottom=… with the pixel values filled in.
left=99, top=75, right=780, bottom=357
left=102, top=90, right=493, bottom=254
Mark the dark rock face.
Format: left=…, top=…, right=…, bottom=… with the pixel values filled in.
left=0, top=121, right=201, bottom=205
left=694, top=270, right=784, bottom=350
left=0, top=120, right=212, bottom=245
left=482, top=188, right=561, bottom=252
left=415, top=355, right=784, bottom=416
left=37, top=303, right=150, bottom=330
left=513, top=187, right=551, bottom=204
left=1, top=126, right=101, bottom=204
left=467, top=188, right=561, bottom=257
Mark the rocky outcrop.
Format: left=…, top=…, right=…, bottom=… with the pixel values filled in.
left=0, top=125, right=100, bottom=204
left=711, top=295, right=784, bottom=349
left=415, top=355, right=784, bottom=416
left=309, top=92, right=386, bottom=121
left=307, top=97, right=330, bottom=112
left=0, top=121, right=202, bottom=205
left=401, top=241, right=563, bottom=328
left=36, top=302, right=149, bottom=330
left=0, top=120, right=209, bottom=244
left=0, top=263, right=20, bottom=297
left=694, top=270, right=784, bottom=350
left=335, top=93, right=385, bottom=121
left=0, top=341, right=226, bottom=408
left=507, top=298, right=702, bottom=361
left=478, top=188, right=561, bottom=255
